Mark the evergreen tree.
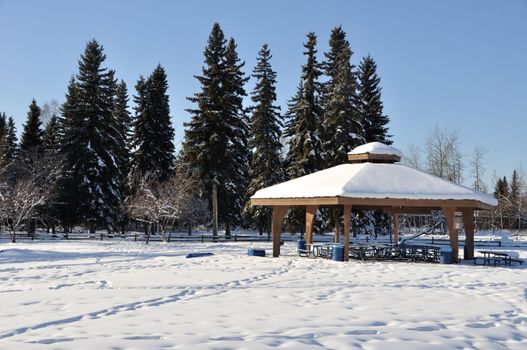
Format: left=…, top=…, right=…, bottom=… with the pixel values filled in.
left=510, top=170, right=521, bottom=227
left=285, top=32, right=324, bottom=179
left=0, top=113, right=6, bottom=165
left=3, top=117, right=18, bottom=165
left=42, top=114, right=60, bottom=153
left=57, top=40, right=123, bottom=232
left=114, top=80, right=132, bottom=172
left=130, top=65, right=175, bottom=182
left=183, top=23, right=249, bottom=234
left=222, top=38, right=249, bottom=233
left=321, top=26, right=363, bottom=168
left=283, top=33, right=324, bottom=234
left=244, top=44, right=283, bottom=233
left=20, top=99, right=44, bottom=154
left=357, top=55, right=391, bottom=144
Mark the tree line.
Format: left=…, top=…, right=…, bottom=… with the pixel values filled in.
left=0, top=23, right=392, bottom=241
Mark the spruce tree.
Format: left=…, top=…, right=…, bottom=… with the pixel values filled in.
left=114, top=80, right=132, bottom=173
left=510, top=170, right=520, bottom=227
left=222, top=38, right=249, bottom=233
left=3, top=117, right=18, bottom=165
left=357, top=55, right=391, bottom=144
left=183, top=23, right=249, bottom=234
left=245, top=44, right=283, bottom=233
left=0, top=113, right=6, bottom=165
left=57, top=40, right=123, bottom=232
left=321, top=26, right=363, bottom=168
left=20, top=99, right=44, bottom=154
left=130, top=65, right=175, bottom=182
left=42, top=114, right=60, bottom=153
left=283, top=33, right=324, bottom=234
left=285, top=32, right=324, bottom=179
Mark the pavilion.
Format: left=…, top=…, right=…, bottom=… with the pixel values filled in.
left=250, top=142, right=498, bottom=262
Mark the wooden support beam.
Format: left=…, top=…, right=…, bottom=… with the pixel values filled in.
left=305, top=205, right=318, bottom=244
left=272, top=206, right=289, bottom=257
left=343, top=205, right=352, bottom=261
left=391, top=209, right=399, bottom=244
left=461, top=208, right=475, bottom=260
left=443, top=207, right=458, bottom=262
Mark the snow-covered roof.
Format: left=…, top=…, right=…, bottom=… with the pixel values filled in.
left=251, top=162, right=498, bottom=208
left=348, top=142, right=403, bottom=158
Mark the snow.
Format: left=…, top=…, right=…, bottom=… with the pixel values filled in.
left=0, top=240, right=526, bottom=349
left=348, top=142, right=403, bottom=158
left=252, top=162, right=498, bottom=206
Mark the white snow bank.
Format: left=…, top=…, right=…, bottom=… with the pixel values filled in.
left=348, top=141, right=403, bottom=158
left=0, top=240, right=526, bottom=349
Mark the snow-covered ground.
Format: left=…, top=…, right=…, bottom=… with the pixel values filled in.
left=0, top=240, right=526, bottom=349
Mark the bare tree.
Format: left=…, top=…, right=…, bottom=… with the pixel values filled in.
left=425, top=126, right=463, bottom=183
left=470, top=146, right=487, bottom=192
left=403, top=143, right=423, bottom=170
left=40, top=99, right=60, bottom=126
left=0, top=173, right=47, bottom=243
left=125, top=165, right=205, bottom=243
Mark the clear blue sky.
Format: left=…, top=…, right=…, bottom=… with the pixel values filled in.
left=1, top=0, right=526, bottom=189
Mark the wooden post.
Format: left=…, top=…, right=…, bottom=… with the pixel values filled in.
left=333, top=209, right=340, bottom=243
left=461, top=208, right=475, bottom=259
left=391, top=209, right=399, bottom=244
left=305, top=205, right=318, bottom=244
left=272, top=206, right=289, bottom=257
left=443, top=207, right=458, bottom=262
left=343, top=205, right=352, bottom=261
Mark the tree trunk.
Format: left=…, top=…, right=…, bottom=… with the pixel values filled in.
left=225, top=222, right=231, bottom=239
left=145, top=223, right=151, bottom=244
left=212, top=183, right=218, bottom=241
left=187, top=223, right=192, bottom=236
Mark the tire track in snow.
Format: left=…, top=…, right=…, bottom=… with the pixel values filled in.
left=0, top=259, right=295, bottom=340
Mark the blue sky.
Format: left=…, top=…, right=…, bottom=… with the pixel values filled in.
left=1, top=0, right=526, bottom=189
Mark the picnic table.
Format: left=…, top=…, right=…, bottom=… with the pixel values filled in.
left=474, top=250, right=524, bottom=266
left=298, top=243, right=335, bottom=259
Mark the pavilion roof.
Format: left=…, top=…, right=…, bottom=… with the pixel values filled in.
left=251, top=143, right=498, bottom=210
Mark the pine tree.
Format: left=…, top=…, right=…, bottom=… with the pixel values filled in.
left=285, top=32, right=324, bottom=179
left=20, top=99, right=44, bottom=154
left=283, top=33, right=324, bottom=234
left=130, top=65, right=175, bottom=182
left=114, top=80, right=132, bottom=173
left=244, top=44, right=283, bottom=233
left=42, top=114, right=60, bottom=153
left=357, top=55, right=392, bottom=144
left=183, top=23, right=249, bottom=234
left=510, top=170, right=521, bottom=227
left=57, top=40, right=123, bottom=232
left=0, top=113, right=6, bottom=165
left=222, top=38, right=249, bottom=233
left=3, top=117, right=18, bottom=165
left=321, top=26, right=363, bottom=168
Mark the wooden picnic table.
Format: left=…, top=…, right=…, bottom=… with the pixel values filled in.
left=298, top=243, right=333, bottom=259
left=475, top=250, right=523, bottom=266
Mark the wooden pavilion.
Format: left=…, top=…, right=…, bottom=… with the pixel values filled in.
left=250, top=142, right=498, bottom=262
